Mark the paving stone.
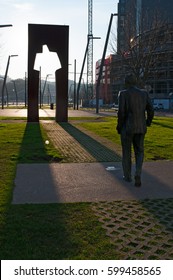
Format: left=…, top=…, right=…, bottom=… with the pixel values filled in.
left=92, top=199, right=173, bottom=259
left=41, top=121, right=121, bottom=163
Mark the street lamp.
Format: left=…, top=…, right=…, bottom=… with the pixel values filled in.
left=96, top=13, right=118, bottom=113
left=1, top=54, right=18, bottom=109
left=12, top=80, right=18, bottom=106
left=0, top=25, right=12, bottom=28
left=77, top=35, right=101, bottom=110
left=42, top=74, right=52, bottom=106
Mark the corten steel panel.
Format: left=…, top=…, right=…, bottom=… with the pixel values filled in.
left=27, top=24, right=69, bottom=122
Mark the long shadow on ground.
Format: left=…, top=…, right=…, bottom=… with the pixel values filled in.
left=60, top=122, right=121, bottom=162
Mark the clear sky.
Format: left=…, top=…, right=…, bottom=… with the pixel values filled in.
left=0, top=0, right=118, bottom=81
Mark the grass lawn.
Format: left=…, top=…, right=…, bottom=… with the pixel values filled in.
left=0, top=120, right=115, bottom=259
left=1, top=203, right=116, bottom=259
left=0, top=121, right=62, bottom=208
left=74, top=116, right=173, bottom=161
left=0, top=116, right=173, bottom=259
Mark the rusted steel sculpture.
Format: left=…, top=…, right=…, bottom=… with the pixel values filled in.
left=27, top=24, right=69, bottom=122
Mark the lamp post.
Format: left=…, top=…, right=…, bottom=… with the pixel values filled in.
left=96, top=13, right=118, bottom=114
left=42, top=74, right=52, bottom=106
left=0, top=24, right=13, bottom=108
left=0, top=24, right=12, bottom=28
left=77, top=35, right=101, bottom=110
left=12, top=80, right=18, bottom=106
left=1, top=54, right=18, bottom=109
left=73, top=59, right=77, bottom=109
left=25, top=72, right=27, bottom=107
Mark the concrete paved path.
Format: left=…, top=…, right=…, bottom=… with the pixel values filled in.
left=13, top=160, right=173, bottom=204
left=0, top=108, right=116, bottom=118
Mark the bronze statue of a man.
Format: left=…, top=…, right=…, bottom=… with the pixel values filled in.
left=116, top=74, right=154, bottom=187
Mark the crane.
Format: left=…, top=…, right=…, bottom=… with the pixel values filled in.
left=77, top=0, right=99, bottom=109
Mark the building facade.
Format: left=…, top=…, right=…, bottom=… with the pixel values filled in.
left=95, top=57, right=111, bottom=105
left=95, top=0, right=173, bottom=108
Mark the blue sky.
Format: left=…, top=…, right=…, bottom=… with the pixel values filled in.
left=0, top=0, right=118, bottom=81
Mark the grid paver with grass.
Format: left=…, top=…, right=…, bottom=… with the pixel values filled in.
left=92, top=199, right=173, bottom=259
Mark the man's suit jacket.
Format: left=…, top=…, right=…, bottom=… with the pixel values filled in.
left=117, top=86, right=154, bottom=134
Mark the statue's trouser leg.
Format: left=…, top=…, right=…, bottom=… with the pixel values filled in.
left=133, top=133, right=145, bottom=177
left=121, top=131, right=132, bottom=179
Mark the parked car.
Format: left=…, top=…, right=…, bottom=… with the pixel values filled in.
left=153, top=103, right=164, bottom=110
left=112, top=104, right=119, bottom=110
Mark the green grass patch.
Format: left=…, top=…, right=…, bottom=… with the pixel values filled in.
left=0, top=203, right=117, bottom=260
left=0, top=122, right=25, bottom=210
left=76, top=116, right=173, bottom=161
left=145, top=118, right=173, bottom=160
left=0, top=116, right=27, bottom=121
left=18, top=123, right=63, bottom=163
left=0, top=116, right=55, bottom=121
left=74, top=116, right=121, bottom=144
left=0, top=122, right=62, bottom=210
